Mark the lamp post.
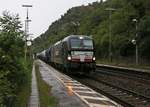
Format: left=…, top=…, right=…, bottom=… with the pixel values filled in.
left=22, top=5, right=32, bottom=61
left=132, top=18, right=138, bottom=65
left=105, top=8, right=116, bottom=62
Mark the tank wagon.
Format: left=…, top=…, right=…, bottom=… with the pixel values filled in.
left=37, top=35, right=96, bottom=74
left=36, top=50, right=46, bottom=62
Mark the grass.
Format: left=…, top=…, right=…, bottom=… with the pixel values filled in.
left=15, top=83, right=31, bottom=107
left=35, top=62, right=57, bottom=107
left=14, top=58, right=33, bottom=107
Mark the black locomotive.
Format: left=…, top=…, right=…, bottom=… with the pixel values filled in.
left=37, top=35, right=96, bottom=74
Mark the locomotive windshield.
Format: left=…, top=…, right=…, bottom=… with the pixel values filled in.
left=70, top=39, right=93, bottom=49
left=83, top=39, right=93, bottom=49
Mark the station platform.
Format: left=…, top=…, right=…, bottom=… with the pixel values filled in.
left=28, top=62, right=40, bottom=107
left=97, top=64, right=150, bottom=73
left=36, top=60, right=122, bottom=107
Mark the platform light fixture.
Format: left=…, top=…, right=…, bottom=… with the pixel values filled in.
left=132, top=18, right=139, bottom=65
left=22, top=4, right=33, bottom=61
left=105, top=7, right=116, bottom=62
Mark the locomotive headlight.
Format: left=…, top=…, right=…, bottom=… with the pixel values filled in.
left=79, top=36, right=83, bottom=39
left=67, top=56, right=72, bottom=60
left=93, top=57, right=96, bottom=61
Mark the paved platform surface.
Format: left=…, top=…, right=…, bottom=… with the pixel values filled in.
left=97, top=64, right=150, bottom=73
left=38, top=60, right=122, bottom=107
left=28, top=63, right=40, bottom=107
left=38, top=60, right=87, bottom=107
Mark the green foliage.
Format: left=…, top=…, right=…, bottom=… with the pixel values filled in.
left=33, top=0, right=150, bottom=63
left=35, top=63, right=57, bottom=107
left=0, top=11, right=30, bottom=106
left=14, top=58, right=32, bottom=107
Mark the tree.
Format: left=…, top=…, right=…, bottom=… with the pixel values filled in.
left=33, top=0, right=150, bottom=63
left=0, top=11, right=27, bottom=106
left=0, top=11, right=24, bottom=57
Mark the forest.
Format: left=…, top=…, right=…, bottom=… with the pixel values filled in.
left=33, top=0, right=150, bottom=65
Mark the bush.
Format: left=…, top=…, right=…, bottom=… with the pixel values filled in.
left=0, top=11, right=31, bottom=106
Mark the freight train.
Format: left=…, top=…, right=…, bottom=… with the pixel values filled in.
left=37, top=35, right=96, bottom=74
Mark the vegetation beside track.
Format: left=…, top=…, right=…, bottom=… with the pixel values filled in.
left=33, top=0, right=150, bottom=66
left=35, top=62, right=57, bottom=107
left=14, top=59, right=32, bottom=107
left=0, top=11, right=32, bottom=106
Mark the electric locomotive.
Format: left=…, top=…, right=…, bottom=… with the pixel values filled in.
left=51, top=35, right=96, bottom=74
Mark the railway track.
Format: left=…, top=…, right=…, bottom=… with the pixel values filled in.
left=96, top=65, right=150, bottom=84
left=96, top=65, right=150, bottom=98
left=69, top=66, right=150, bottom=107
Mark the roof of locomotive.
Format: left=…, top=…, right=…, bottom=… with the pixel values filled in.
left=54, top=40, right=61, bottom=46
left=62, top=35, right=92, bottom=42
left=37, top=50, right=46, bottom=56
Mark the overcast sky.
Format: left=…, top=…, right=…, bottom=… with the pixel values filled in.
left=0, top=0, right=101, bottom=39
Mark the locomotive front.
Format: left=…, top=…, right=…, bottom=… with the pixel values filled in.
left=63, top=35, right=96, bottom=73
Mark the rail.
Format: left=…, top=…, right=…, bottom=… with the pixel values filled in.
left=69, top=65, right=150, bottom=107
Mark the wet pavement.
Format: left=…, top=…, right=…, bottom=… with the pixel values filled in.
left=32, top=60, right=122, bottom=107
left=28, top=63, right=40, bottom=107
left=38, top=60, right=87, bottom=107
